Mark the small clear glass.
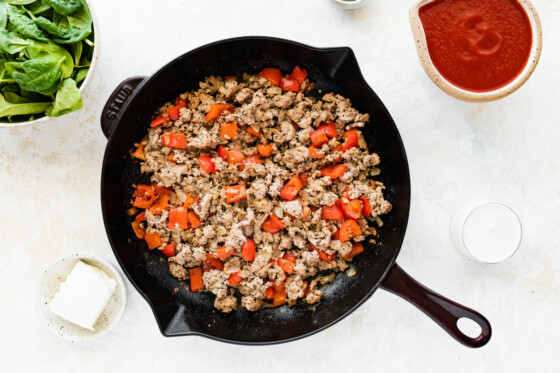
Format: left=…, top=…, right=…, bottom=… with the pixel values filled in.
left=450, top=202, right=522, bottom=263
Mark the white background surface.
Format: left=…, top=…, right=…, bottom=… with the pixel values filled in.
left=1, top=0, right=558, bottom=371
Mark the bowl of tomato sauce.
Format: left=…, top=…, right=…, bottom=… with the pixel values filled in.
left=410, top=0, right=542, bottom=102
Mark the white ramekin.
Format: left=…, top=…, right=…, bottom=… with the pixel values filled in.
left=37, top=254, right=127, bottom=342
left=0, top=0, right=99, bottom=128
left=409, top=0, right=542, bottom=102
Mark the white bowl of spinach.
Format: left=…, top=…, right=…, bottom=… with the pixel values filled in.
left=0, top=0, right=97, bottom=126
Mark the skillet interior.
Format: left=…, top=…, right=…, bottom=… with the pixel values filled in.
left=101, top=37, right=411, bottom=344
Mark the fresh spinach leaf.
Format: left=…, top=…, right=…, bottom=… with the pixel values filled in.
left=0, top=2, right=8, bottom=29
left=70, top=40, right=81, bottom=64
left=26, top=0, right=51, bottom=15
left=46, top=77, right=80, bottom=116
left=6, top=56, right=64, bottom=95
left=74, top=66, right=87, bottom=83
left=46, top=0, right=81, bottom=16
left=0, top=93, right=52, bottom=118
left=4, top=90, right=33, bottom=103
left=20, top=86, right=49, bottom=100
left=53, top=0, right=90, bottom=32
left=34, top=15, right=89, bottom=44
left=8, top=12, right=49, bottom=41
left=0, top=29, right=28, bottom=54
left=25, top=39, right=73, bottom=77
left=4, top=1, right=37, bottom=5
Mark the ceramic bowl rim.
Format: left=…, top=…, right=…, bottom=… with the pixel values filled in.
left=409, top=0, right=543, bottom=102
left=0, top=0, right=100, bottom=128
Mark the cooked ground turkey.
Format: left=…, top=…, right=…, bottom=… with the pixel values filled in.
left=130, top=69, right=392, bottom=312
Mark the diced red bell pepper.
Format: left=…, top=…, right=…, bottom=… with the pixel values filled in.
left=225, top=184, right=247, bottom=203
left=131, top=221, right=145, bottom=239
left=241, top=238, right=256, bottom=262
left=198, top=155, right=216, bottom=173
left=344, top=242, right=365, bottom=260
left=227, top=149, right=244, bottom=164
left=187, top=211, right=202, bottom=228
left=261, top=215, right=286, bottom=234
left=318, top=121, right=337, bottom=138
left=150, top=115, right=169, bottom=128
left=229, top=272, right=242, bottom=286
left=166, top=106, right=181, bottom=120
left=298, top=172, right=309, bottom=185
left=258, top=67, right=282, bottom=86
left=272, top=281, right=287, bottom=307
left=205, top=253, right=224, bottom=271
left=310, top=244, right=335, bottom=261
left=144, top=232, right=163, bottom=250
left=290, top=66, right=308, bottom=84
left=220, top=122, right=238, bottom=139
left=332, top=229, right=340, bottom=241
left=320, top=164, right=348, bottom=179
left=135, top=211, right=146, bottom=222
left=183, top=194, right=197, bottom=209
left=133, top=185, right=156, bottom=209
left=189, top=267, right=204, bottom=292
left=132, top=143, right=146, bottom=160
left=153, top=184, right=172, bottom=197
left=167, top=152, right=176, bottom=163
left=310, top=128, right=329, bottom=147
left=240, top=154, right=264, bottom=170
left=279, top=77, right=300, bottom=92
left=279, top=175, right=303, bottom=201
left=283, top=253, right=296, bottom=263
left=278, top=257, right=294, bottom=273
left=162, top=243, right=176, bottom=257
left=217, top=246, right=235, bottom=260
left=265, top=286, right=274, bottom=300
left=300, top=205, right=311, bottom=219
left=322, top=203, right=344, bottom=221
left=175, top=97, right=187, bottom=108
left=359, top=196, right=372, bottom=217
left=309, top=145, right=325, bottom=159
left=205, top=103, right=232, bottom=121
left=168, top=208, right=189, bottom=230
left=149, top=194, right=169, bottom=215
left=257, top=144, right=272, bottom=157
left=162, top=133, right=186, bottom=148
left=342, top=130, right=359, bottom=151
left=340, top=198, right=362, bottom=221
left=217, top=145, right=228, bottom=160
left=246, top=126, right=260, bottom=137
left=339, top=220, right=362, bottom=242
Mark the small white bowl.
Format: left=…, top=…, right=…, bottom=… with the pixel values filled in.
left=330, top=0, right=369, bottom=9
left=38, top=254, right=127, bottom=342
left=0, top=0, right=99, bottom=128
left=409, top=0, right=542, bottom=102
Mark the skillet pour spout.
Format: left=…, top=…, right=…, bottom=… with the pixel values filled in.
left=100, top=36, right=491, bottom=347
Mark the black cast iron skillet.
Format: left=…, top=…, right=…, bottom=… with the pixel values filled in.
left=100, top=36, right=491, bottom=347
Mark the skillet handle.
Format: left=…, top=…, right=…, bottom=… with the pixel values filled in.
left=381, top=264, right=491, bottom=348
left=101, top=76, right=147, bottom=139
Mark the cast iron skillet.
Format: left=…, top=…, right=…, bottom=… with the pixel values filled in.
left=100, top=36, right=491, bottom=347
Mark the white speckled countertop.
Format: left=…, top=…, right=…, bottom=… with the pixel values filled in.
left=1, top=0, right=559, bottom=371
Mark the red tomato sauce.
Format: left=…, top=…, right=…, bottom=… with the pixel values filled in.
left=419, top=0, right=532, bottom=92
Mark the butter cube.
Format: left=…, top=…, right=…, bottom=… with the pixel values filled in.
left=48, top=260, right=117, bottom=331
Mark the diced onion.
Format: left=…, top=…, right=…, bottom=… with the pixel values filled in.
left=346, top=267, right=356, bottom=277
left=374, top=216, right=384, bottom=227
left=274, top=207, right=284, bottom=218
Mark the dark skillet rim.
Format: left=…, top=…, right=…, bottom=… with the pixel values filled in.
left=100, top=35, right=411, bottom=345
